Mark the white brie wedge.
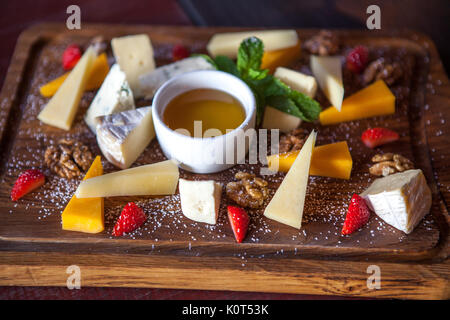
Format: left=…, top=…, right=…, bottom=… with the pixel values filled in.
left=95, top=107, right=154, bottom=169
left=361, top=169, right=432, bottom=234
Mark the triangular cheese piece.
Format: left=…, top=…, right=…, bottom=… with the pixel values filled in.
left=61, top=156, right=104, bottom=233
left=38, top=47, right=96, bottom=130
left=264, top=130, right=317, bottom=229
left=95, top=106, right=154, bottom=169
left=310, top=55, right=344, bottom=111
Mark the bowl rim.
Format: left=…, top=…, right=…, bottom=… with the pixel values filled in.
left=152, top=69, right=256, bottom=142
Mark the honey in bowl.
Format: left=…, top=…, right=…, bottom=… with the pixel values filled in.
left=163, top=88, right=246, bottom=138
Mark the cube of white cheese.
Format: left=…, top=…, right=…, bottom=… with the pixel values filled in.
left=274, top=67, right=317, bottom=98
left=178, top=179, right=222, bottom=225
left=139, top=57, right=215, bottom=99
left=96, top=106, right=154, bottom=169
left=84, top=64, right=135, bottom=133
left=111, top=34, right=155, bottom=97
left=361, top=169, right=432, bottom=234
left=262, top=106, right=301, bottom=133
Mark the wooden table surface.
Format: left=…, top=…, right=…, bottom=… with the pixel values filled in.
left=0, top=0, right=448, bottom=300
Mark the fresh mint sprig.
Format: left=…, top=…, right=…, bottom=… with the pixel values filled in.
left=194, top=37, right=321, bottom=125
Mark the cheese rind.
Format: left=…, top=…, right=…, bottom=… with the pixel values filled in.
left=75, top=160, right=179, bottom=198
left=38, top=47, right=96, bottom=130
left=178, top=179, right=222, bottom=225
left=139, top=57, right=215, bottom=99
left=361, top=169, right=432, bottom=234
left=96, top=106, right=154, bottom=169
left=262, top=106, right=301, bottom=133
left=274, top=67, right=317, bottom=98
left=85, top=64, right=135, bottom=132
left=267, top=141, right=353, bottom=179
left=319, top=80, right=395, bottom=125
left=264, top=131, right=317, bottom=229
left=61, top=156, right=104, bottom=234
left=207, top=30, right=299, bottom=58
left=111, top=34, right=155, bottom=97
left=310, top=55, right=344, bottom=111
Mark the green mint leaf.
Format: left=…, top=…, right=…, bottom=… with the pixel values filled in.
left=288, top=90, right=322, bottom=122
left=264, top=76, right=290, bottom=97
left=237, top=37, right=264, bottom=77
left=214, top=55, right=240, bottom=77
left=247, top=68, right=269, bottom=80
left=266, top=95, right=306, bottom=119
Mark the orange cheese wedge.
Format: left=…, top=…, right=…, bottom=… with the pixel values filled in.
left=267, top=141, right=353, bottom=179
left=261, top=41, right=301, bottom=73
left=61, top=156, right=104, bottom=233
left=40, top=53, right=109, bottom=98
left=319, top=80, right=395, bottom=125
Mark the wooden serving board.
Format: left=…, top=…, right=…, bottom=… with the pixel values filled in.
left=0, top=24, right=448, bottom=299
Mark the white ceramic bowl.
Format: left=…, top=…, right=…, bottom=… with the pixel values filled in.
left=152, top=70, right=256, bottom=174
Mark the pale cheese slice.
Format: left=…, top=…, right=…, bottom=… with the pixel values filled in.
left=178, top=179, right=222, bottom=225
left=207, top=30, right=298, bottom=58
left=264, top=130, right=317, bottom=229
left=310, top=55, right=344, bottom=111
left=75, top=160, right=179, bottom=198
left=38, top=47, right=96, bottom=130
left=111, top=34, right=155, bottom=97
left=96, top=106, right=154, bottom=169
left=274, top=67, right=317, bottom=98
left=262, top=106, right=301, bottom=133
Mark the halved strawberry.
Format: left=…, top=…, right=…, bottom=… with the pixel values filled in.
left=112, top=202, right=147, bottom=236
left=341, top=194, right=371, bottom=235
left=361, top=127, right=399, bottom=148
left=172, top=44, right=190, bottom=62
left=227, top=206, right=250, bottom=243
left=62, top=44, right=82, bottom=70
left=11, top=169, right=45, bottom=201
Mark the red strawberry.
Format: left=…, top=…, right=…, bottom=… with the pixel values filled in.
left=11, top=169, right=45, bottom=201
left=172, top=44, right=190, bottom=62
left=361, top=127, right=399, bottom=148
left=62, top=44, right=82, bottom=70
left=112, top=202, right=147, bottom=236
left=341, top=194, right=370, bottom=235
left=346, top=46, right=369, bottom=73
left=227, top=206, right=250, bottom=243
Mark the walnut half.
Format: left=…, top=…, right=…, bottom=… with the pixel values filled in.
left=44, top=139, right=94, bottom=179
left=226, top=172, right=269, bottom=209
left=369, top=153, right=414, bottom=176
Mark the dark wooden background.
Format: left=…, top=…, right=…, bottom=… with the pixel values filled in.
left=0, top=0, right=448, bottom=300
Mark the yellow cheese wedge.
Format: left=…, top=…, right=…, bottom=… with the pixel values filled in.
left=39, top=53, right=110, bottom=98
left=75, top=160, right=179, bottom=198
left=310, top=55, right=344, bottom=111
left=267, top=141, right=353, bottom=179
left=264, top=130, right=316, bottom=229
left=319, top=80, right=395, bottom=125
left=61, top=156, right=104, bottom=233
left=207, top=30, right=298, bottom=58
left=38, top=47, right=96, bottom=130
left=261, top=42, right=301, bottom=73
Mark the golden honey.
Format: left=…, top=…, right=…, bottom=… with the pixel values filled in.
left=163, top=88, right=246, bottom=137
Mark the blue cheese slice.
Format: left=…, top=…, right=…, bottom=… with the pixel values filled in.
left=361, top=169, right=432, bottom=234
left=95, top=107, right=154, bottom=169
left=178, top=179, right=222, bottom=225
left=139, top=57, right=215, bottom=99
left=84, top=64, right=135, bottom=133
